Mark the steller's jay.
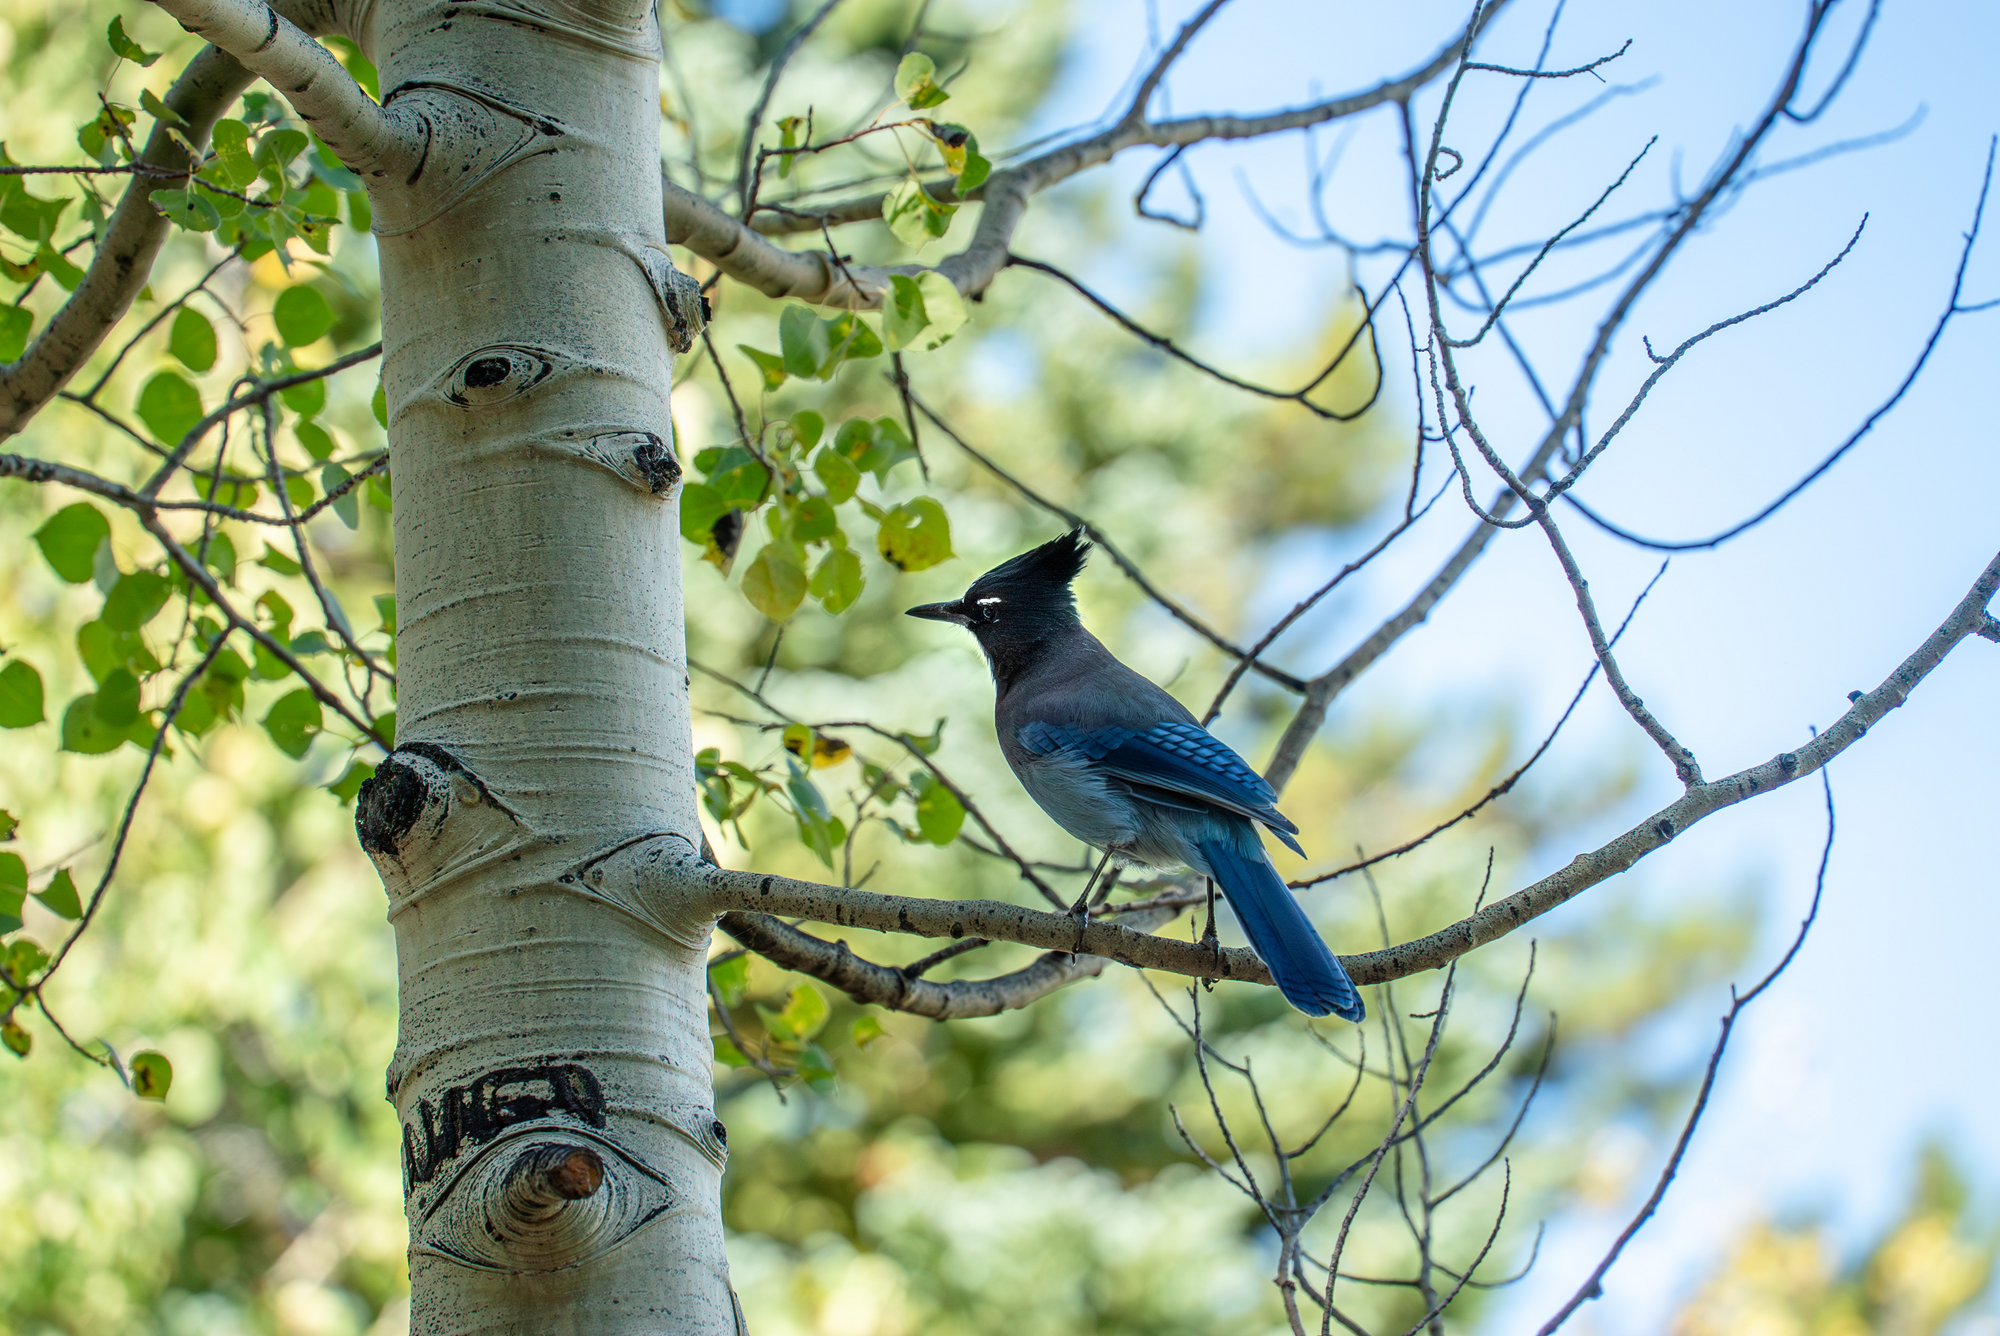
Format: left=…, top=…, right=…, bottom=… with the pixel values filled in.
left=907, top=529, right=1364, bottom=1021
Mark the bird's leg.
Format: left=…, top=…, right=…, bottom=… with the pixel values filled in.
left=1201, top=876, right=1220, bottom=991
left=1069, top=847, right=1115, bottom=952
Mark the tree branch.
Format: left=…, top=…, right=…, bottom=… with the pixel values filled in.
left=669, top=548, right=1998, bottom=993
left=664, top=10, right=1500, bottom=306
left=0, top=47, right=253, bottom=438
left=148, top=0, right=420, bottom=176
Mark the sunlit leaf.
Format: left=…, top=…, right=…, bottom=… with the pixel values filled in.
left=741, top=543, right=807, bottom=621
left=262, top=688, right=322, bottom=759
left=710, top=954, right=749, bottom=1008
left=877, top=496, right=953, bottom=571
left=102, top=571, right=170, bottom=630
left=0, top=304, right=32, bottom=361
left=33, top=869, right=80, bottom=921
left=883, top=178, right=954, bottom=247
left=809, top=547, right=864, bottom=614
left=257, top=542, right=303, bottom=575
left=273, top=285, right=335, bottom=346
left=0, top=852, right=24, bottom=933
left=736, top=344, right=787, bottom=390
left=92, top=668, right=140, bottom=728
left=790, top=495, right=837, bottom=544
left=1, top=1015, right=28, bottom=1058
left=779, top=304, right=830, bottom=379
left=105, top=15, right=161, bottom=67
left=780, top=982, right=831, bottom=1042
left=894, top=52, right=949, bottom=109
left=153, top=189, right=221, bottom=232
left=850, top=1014, right=886, bottom=1048
left=915, top=272, right=968, bottom=346
left=327, top=760, right=373, bottom=805
left=813, top=447, right=860, bottom=503
left=910, top=771, right=966, bottom=844
left=790, top=410, right=824, bottom=449
left=130, top=1050, right=172, bottom=1099
left=882, top=274, right=931, bottom=351
left=35, top=503, right=110, bottom=584
left=0, top=660, right=44, bottom=729
left=136, top=370, right=204, bottom=447
left=168, top=306, right=217, bottom=371
left=60, top=695, right=126, bottom=754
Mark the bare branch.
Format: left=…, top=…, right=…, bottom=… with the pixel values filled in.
left=1537, top=761, right=1837, bottom=1334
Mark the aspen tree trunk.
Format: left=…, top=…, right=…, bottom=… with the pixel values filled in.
left=152, top=0, right=734, bottom=1329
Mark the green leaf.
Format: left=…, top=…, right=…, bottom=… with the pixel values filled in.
left=736, top=344, right=786, bottom=390
left=894, top=52, right=949, bottom=109
left=710, top=954, right=749, bottom=1009
left=254, top=128, right=310, bottom=171
left=139, top=87, right=185, bottom=128
left=261, top=688, right=322, bottom=759
left=790, top=495, right=837, bottom=544
left=136, top=370, right=204, bottom=446
left=809, top=548, right=864, bottom=614
left=2, top=1015, right=28, bottom=1058
left=369, top=711, right=395, bottom=748
left=0, top=852, right=24, bottom=933
left=702, top=448, right=770, bottom=509
left=102, top=571, right=170, bottom=630
left=883, top=179, right=954, bottom=247
left=850, top=1014, right=886, bottom=1048
left=257, top=542, right=303, bottom=576
left=680, top=482, right=731, bottom=545
left=76, top=620, right=158, bottom=685
left=900, top=718, right=947, bottom=755
left=0, top=660, right=44, bottom=728
left=327, top=760, right=373, bottom=804
left=372, top=380, right=388, bottom=427
left=106, top=15, right=162, bottom=67
left=272, top=285, right=335, bottom=347
left=741, top=543, right=807, bottom=622
left=877, top=496, right=953, bottom=571
left=295, top=419, right=335, bottom=460
left=778, top=304, right=830, bottom=379
left=790, top=410, right=824, bottom=450
left=798, top=1042, right=836, bottom=1087
left=322, top=462, right=358, bottom=528
left=60, top=695, right=126, bottom=754
left=92, top=668, right=140, bottom=727
left=0, top=810, right=16, bottom=842
left=153, top=189, right=221, bottom=233
left=957, top=144, right=992, bottom=194
left=35, top=503, right=110, bottom=583
left=130, top=1050, right=172, bottom=1099
left=822, top=310, right=882, bottom=370
left=284, top=474, right=315, bottom=510
left=373, top=594, right=398, bottom=637
left=168, top=306, right=217, bottom=371
left=712, top=1035, right=750, bottom=1068
left=279, top=371, right=325, bottom=417
left=915, top=272, right=968, bottom=346
left=882, top=274, right=931, bottom=352
left=911, top=771, right=966, bottom=844
left=812, top=447, right=861, bottom=503
left=0, top=304, right=32, bottom=362
left=33, top=869, right=80, bottom=921
left=779, top=982, right=831, bottom=1042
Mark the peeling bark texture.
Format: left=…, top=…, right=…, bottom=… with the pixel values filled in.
left=151, top=0, right=729, bottom=1327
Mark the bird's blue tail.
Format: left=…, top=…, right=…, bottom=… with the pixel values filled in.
left=1200, top=837, right=1364, bottom=1022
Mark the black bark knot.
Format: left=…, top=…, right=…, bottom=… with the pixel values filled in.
left=1778, top=751, right=1800, bottom=775
left=631, top=436, right=681, bottom=494
left=464, top=356, right=511, bottom=387
left=357, top=742, right=477, bottom=858
left=1654, top=817, right=1676, bottom=841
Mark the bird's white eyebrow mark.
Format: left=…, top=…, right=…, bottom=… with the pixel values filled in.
left=976, top=596, right=1003, bottom=605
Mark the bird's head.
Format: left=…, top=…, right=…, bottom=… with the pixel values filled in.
left=906, top=528, right=1091, bottom=645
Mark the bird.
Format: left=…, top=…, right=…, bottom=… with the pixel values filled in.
left=906, top=529, right=1364, bottom=1021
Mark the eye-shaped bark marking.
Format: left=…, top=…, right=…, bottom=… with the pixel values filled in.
left=409, top=1124, right=681, bottom=1274
left=369, top=85, right=569, bottom=237
left=575, top=429, right=680, bottom=495
left=640, top=247, right=709, bottom=354
left=435, top=344, right=560, bottom=408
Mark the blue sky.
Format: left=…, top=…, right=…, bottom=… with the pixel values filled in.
left=1009, top=0, right=2000, bottom=1326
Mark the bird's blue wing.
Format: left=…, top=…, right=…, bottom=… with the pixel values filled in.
left=1017, top=719, right=1304, bottom=854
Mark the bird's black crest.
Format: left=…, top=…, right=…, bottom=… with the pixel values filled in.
left=970, top=528, right=1091, bottom=602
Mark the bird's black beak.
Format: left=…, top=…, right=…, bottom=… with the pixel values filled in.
left=906, top=599, right=971, bottom=626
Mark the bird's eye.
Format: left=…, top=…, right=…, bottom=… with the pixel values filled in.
left=974, top=596, right=1002, bottom=622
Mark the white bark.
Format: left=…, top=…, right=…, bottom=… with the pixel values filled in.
left=151, top=0, right=733, bottom=1330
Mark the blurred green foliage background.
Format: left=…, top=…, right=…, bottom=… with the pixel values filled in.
left=0, top=0, right=1991, bottom=1333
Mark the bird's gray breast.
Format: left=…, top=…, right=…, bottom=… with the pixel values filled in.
left=1007, top=745, right=1141, bottom=853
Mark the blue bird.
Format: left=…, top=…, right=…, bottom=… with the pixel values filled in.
left=907, top=530, right=1364, bottom=1021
